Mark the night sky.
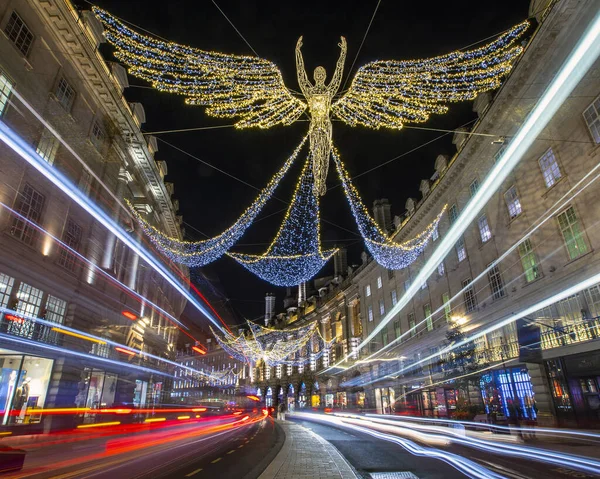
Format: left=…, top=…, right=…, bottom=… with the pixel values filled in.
left=86, top=0, right=530, bottom=329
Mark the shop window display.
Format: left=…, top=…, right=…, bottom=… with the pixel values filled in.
left=0, top=351, right=53, bottom=425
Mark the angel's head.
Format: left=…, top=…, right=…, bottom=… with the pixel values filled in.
left=313, top=66, right=327, bottom=86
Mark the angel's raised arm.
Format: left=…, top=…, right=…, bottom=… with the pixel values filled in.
left=327, top=37, right=347, bottom=95
left=296, top=36, right=311, bottom=96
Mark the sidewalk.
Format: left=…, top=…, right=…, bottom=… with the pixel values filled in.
left=259, top=420, right=358, bottom=479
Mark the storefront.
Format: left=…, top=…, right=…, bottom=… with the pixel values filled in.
left=0, top=348, right=53, bottom=426
left=480, top=366, right=536, bottom=420
left=374, top=387, right=395, bottom=414
left=311, top=381, right=320, bottom=408
left=298, top=382, right=307, bottom=409
left=287, top=384, right=295, bottom=412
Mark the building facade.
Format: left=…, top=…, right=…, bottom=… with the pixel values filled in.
left=0, top=0, right=187, bottom=432
left=252, top=0, right=600, bottom=428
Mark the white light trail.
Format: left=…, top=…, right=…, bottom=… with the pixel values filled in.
left=327, top=9, right=600, bottom=367
left=0, top=120, right=225, bottom=332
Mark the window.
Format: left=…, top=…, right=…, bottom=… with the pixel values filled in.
left=408, top=312, right=416, bottom=337
left=79, top=169, right=93, bottom=196
left=91, top=120, right=105, bottom=147
left=55, top=77, right=75, bottom=111
left=424, top=303, right=433, bottom=331
left=487, top=263, right=505, bottom=300
left=518, top=239, right=540, bottom=283
left=391, top=290, right=397, bottom=306
left=583, top=96, right=600, bottom=144
left=379, top=299, right=385, bottom=316
left=382, top=328, right=388, bottom=346
left=404, top=279, right=411, bottom=292
left=0, top=273, right=15, bottom=320
left=449, top=204, right=459, bottom=224
left=394, top=320, right=401, bottom=338
left=437, top=262, right=445, bottom=276
left=469, top=179, right=479, bottom=197
left=9, top=282, right=43, bottom=339
left=557, top=207, right=587, bottom=260
left=432, top=225, right=439, bottom=241
left=388, top=269, right=395, bottom=280
left=36, top=129, right=59, bottom=165
left=462, top=279, right=477, bottom=313
left=367, top=305, right=374, bottom=322
left=58, top=218, right=82, bottom=271
left=504, top=186, right=522, bottom=219
left=377, top=276, right=382, bottom=289
left=40, top=295, right=67, bottom=343
left=442, top=292, right=452, bottom=322
left=539, top=148, right=562, bottom=188
left=456, top=237, right=467, bottom=262
left=421, top=280, right=427, bottom=290
left=0, top=71, right=14, bottom=116
left=478, top=215, right=492, bottom=243
left=4, top=12, right=34, bottom=57
left=11, top=184, right=45, bottom=246
left=494, top=144, right=507, bottom=164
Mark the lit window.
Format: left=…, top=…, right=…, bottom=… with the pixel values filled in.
left=518, top=239, right=540, bottom=283
left=539, top=148, right=562, bottom=188
left=469, top=179, right=479, bottom=197
left=583, top=96, right=600, bottom=144
left=11, top=184, right=45, bottom=246
left=432, top=225, right=439, bottom=241
left=449, top=204, right=459, bottom=224
left=36, top=128, right=59, bottom=165
left=58, top=218, right=82, bottom=272
left=462, top=279, right=477, bottom=313
left=408, top=312, right=416, bottom=337
left=379, top=299, right=385, bottom=316
left=0, top=71, right=14, bottom=116
left=504, top=186, right=522, bottom=219
left=456, top=237, right=467, bottom=262
left=367, top=305, right=374, bottom=322
left=478, top=215, right=492, bottom=243
left=4, top=12, right=34, bottom=57
left=487, top=264, right=505, bottom=300
left=0, top=273, right=16, bottom=320
left=9, top=282, right=43, bottom=339
left=365, top=284, right=371, bottom=297
left=55, top=77, right=76, bottom=111
left=442, top=292, right=452, bottom=322
left=424, top=303, right=433, bottom=331
left=557, top=207, right=588, bottom=260
left=391, top=290, right=397, bottom=306
left=377, top=276, right=382, bottom=289
left=437, top=262, right=445, bottom=276
left=394, top=320, right=401, bottom=338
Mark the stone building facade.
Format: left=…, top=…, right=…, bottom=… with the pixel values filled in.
left=0, top=0, right=187, bottom=432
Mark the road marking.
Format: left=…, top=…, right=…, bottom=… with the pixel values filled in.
left=185, top=468, right=203, bottom=477
left=227, top=450, right=235, bottom=455
left=211, top=457, right=222, bottom=464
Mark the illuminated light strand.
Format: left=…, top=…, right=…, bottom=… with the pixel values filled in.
left=321, top=10, right=600, bottom=370
left=51, top=327, right=106, bottom=345
left=211, top=321, right=333, bottom=367
left=77, top=422, right=121, bottom=429
left=93, top=7, right=306, bottom=130
left=95, top=7, right=528, bottom=196
left=228, top=153, right=336, bottom=286
left=127, top=137, right=307, bottom=267
left=331, top=146, right=445, bottom=269
left=0, top=120, right=223, bottom=332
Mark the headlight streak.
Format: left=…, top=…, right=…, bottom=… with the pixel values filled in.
left=0, top=119, right=224, bottom=333
left=338, top=159, right=600, bottom=373
left=0, top=307, right=219, bottom=380
left=324, top=11, right=600, bottom=370
left=292, top=412, right=504, bottom=479
left=341, top=414, right=600, bottom=475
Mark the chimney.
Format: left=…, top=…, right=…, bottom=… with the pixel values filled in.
left=334, top=247, right=348, bottom=278
left=373, top=199, right=392, bottom=233
left=265, top=293, right=275, bottom=326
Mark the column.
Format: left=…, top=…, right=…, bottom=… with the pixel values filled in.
left=526, top=362, right=557, bottom=426
left=101, top=168, right=130, bottom=270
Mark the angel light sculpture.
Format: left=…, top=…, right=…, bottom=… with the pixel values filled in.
left=93, top=8, right=528, bottom=197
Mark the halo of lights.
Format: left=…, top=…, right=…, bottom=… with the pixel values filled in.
left=127, top=138, right=307, bottom=267
left=211, top=321, right=333, bottom=367
left=332, top=146, right=446, bottom=270
left=228, top=154, right=336, bottom=286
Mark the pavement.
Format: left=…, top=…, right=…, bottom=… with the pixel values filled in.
left=259, top=419, right=359, bottom=479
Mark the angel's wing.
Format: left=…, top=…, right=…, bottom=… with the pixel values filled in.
left=332, top=21, right=529, bottom=130
left=93, top=8, right=306, bottom=129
